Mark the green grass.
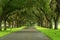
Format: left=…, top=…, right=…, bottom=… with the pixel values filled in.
left=35, top=26, right=60, bottom=40
left=0, top=26, right=25, bottom=37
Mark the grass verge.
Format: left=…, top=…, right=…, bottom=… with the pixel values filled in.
left=35, top=26, right=60, bottom=40
left=0, top=26, right=25, bottom=37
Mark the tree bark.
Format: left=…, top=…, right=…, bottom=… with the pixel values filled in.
left=0, top=19, right=2, bottom=31
left=8, top=22, right=11, bottom=28
left=37, top=21, right=41, bottom=26
left=4, top=20, right=6, bottom=30
left=54, top=20, right=58, bottom=30
left=12, top=21, right=14, bottom=28
left=49, top=20, right=52, bottom=29
left=17, top=20, right=19, bottom=27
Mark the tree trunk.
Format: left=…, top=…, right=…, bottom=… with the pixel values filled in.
left=44, top=20, right=49, bottom=28
left=37, top=18, right=43, bottom=27
left=0, top=21, right=2, bottom=31
left=4, top=20, right=6, bottom=30
left=12, top=21, right=14, bottom=28
left=37, top=21, right=41, bottom=26
left=40, top=20, right=43, bottom=27
left=0, top=19, right=2, bottom=31
left=8, top=22, right=11, bottom=28
left=54, top=20, right=58, bottom=30
left=17, top=20, right=19, bottom=27
left=49, top=20, right=52, bottom=29
left=53, top=15, right=59, bottom=30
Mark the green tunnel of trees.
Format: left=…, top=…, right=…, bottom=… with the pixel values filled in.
left=0, top=0, right=60, bottom=31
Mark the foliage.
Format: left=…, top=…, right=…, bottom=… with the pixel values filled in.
left=0, top=0, right=59, bottom=30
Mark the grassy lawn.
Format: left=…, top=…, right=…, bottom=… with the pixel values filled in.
left=0, top=26, right=25, bottom=37
left=35, top=26, right=60, bottom=40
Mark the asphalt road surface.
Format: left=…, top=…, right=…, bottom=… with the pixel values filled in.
left=0, top=27, right=50, bottom=40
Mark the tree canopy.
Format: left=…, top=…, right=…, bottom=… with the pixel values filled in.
left=0, top=0, right=60, bottom=30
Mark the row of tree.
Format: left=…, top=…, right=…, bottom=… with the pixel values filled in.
left=34, top=0, right=60, bottom=30
left=0, top=0, right=60, bottom=31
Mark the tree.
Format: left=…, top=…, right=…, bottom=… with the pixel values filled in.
left=50, top=0, right=60, bottom=29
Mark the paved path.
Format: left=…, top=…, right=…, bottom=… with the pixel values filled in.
left=0, top=27, right=50, bottom=40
